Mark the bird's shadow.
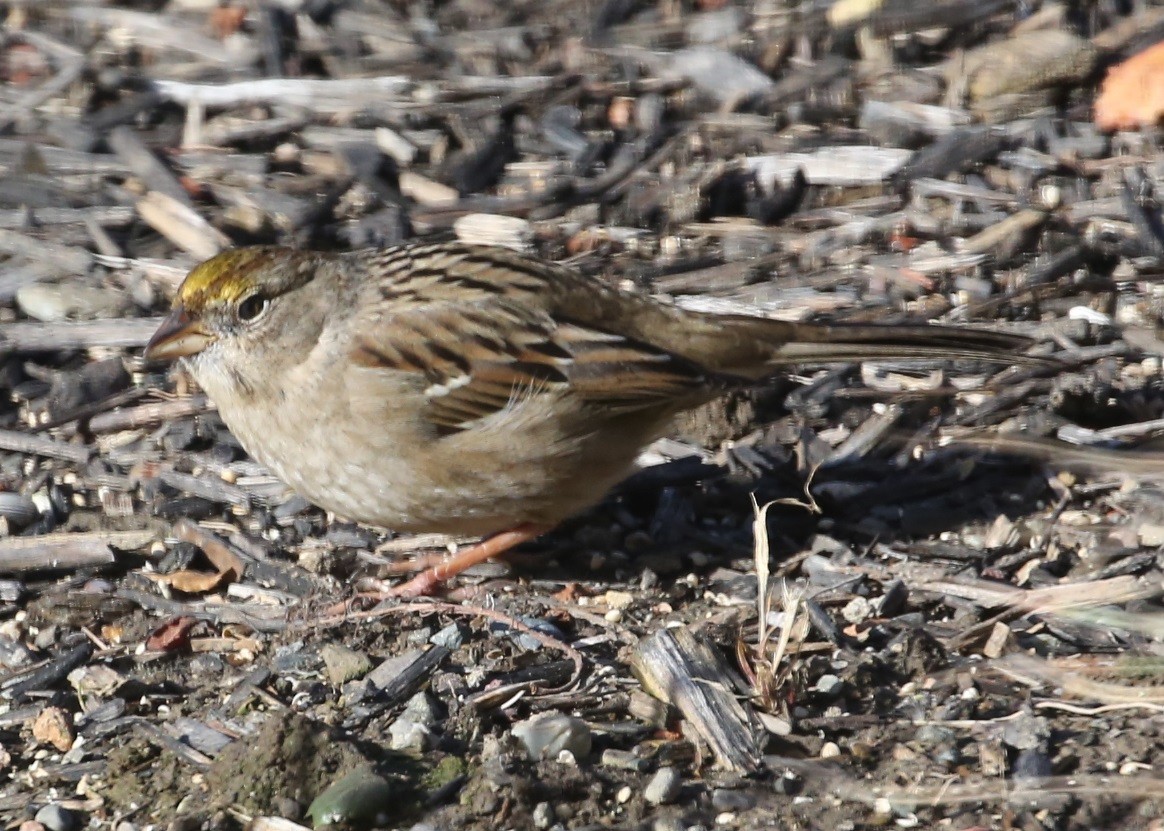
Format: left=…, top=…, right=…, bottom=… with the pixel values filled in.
left=519, top=444, right=1049, bottom=585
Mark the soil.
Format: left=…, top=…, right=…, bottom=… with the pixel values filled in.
left=2, top=2, right=1164, bottom=830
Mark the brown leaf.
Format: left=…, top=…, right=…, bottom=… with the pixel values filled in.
left=146, top=616, right=199, bottom=652
left=31, top=706, right=74, bottom=752
left=1095, top=40, right=1164, bottom=131
left=145, top=568, right=228, bottom=593
left=173, top=519, right=245, bottom=583
left=209, top=5, right=246, bottom=40
left=198, top=537, right=244, bottom=581
left=552, top=582, right=584, bottom=603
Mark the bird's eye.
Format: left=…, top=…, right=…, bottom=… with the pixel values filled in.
left=237, top=294, right=269, bottom=323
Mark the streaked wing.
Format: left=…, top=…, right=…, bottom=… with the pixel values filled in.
left=351, top=298, right=711, bottom=435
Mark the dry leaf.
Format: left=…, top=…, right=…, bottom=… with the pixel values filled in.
left=31, top=706, right=74, bottom=752
left=146, top=616, right=199, bottom=652
left=68, top=664, right=125, bottom=697
left=198, top=539, right=244, bottom=580
left=209, top=5, right=247, bottom=40
left=146, top=568, right=228, bottom=593
left=1095, top=40, right=1164, bottom=131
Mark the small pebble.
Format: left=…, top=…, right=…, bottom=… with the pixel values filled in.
left=600, top=748, right=648, bottom=772
left=512, top=714, right=592, bottom=761
left=0, top=493, right=38, bottom=531
left=401, top=691, right=442, bottom=727
left=820, top=742, right=841, bottom=759
left=16, top=284, right=126, bottom=322
left=307, top=767, right=393, bottom=826
left=772, top=771, right=801, bottom=795
left=644, top=766, right=682, bottom=805
left=841, top=596, right=871, bottom=624
left=996, top=707, right=1052, bottom=749
left=533, top=802, right=554, bottom=829
left=814, top=674, right=844, bottom=697
left=934, top=746, right=961, bottom=768
left=488, top=616, right=565, bottom=651
left=915, top=725, right=955, bottom=745
left=388, top=717, right=432, bottom=751
left=189, top=653, right=227, bottom=677
left=405, top=627, right=434, bottom=646
left=711, top=789, right=755, bottom=811
left=665, top=46, right=774, bottom=104
left=616, top=785, right=632, bottom=804
left=34, top=805, right=76, bottom=831
left=1012, top=748, right=1052, bottom=779
left=429, top=623, right=464, bottom=649
left=603, top=590, right=634, bottom=609
left=32, top=707, right=74, bottom=752
left=0, top=636, right=36, bottom=671
left=273, top=142, right=299, bottom=164
left=272, top=796, right=302, bottom=820
left=320, top=643, right=373, bottom=685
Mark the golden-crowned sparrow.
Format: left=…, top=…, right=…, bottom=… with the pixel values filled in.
left=145, top=241, right=1033, bottom=595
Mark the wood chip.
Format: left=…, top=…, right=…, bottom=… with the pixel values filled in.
left=631, top=626, right=761, bottom=772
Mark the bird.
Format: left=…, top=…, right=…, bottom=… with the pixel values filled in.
left=144, top=241, right=1035, bottom=595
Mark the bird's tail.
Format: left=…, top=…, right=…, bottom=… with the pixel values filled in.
left=672, top=313, right=1043, bottom=379
left=757, top=320, right=1038, bottom=366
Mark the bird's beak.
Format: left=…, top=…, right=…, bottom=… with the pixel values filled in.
left=144, top=305, right=215, bottom=362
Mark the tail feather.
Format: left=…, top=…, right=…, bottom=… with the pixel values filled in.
left=627, top=299, right=1043, bottom=377
left=763, top=321, right=1039, bottom=367
left=677, top=315, right=1044, bottom=377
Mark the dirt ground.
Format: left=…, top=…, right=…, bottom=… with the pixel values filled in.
left=2, top=2, right=1164, bottom=830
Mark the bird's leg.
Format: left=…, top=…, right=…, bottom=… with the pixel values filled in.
left=384, top=523, right=549, bottom=597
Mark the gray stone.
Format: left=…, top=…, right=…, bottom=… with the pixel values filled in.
left=402, top=691, right=442, bottom=727
left=388, top=717, right=432, bottom=752
left=711, top=788, right=755, bottom=811
left=533, top=801, right=554, bottom=829
left=320, top=643, right=373, bottom=685
left=814, top=674, right=844, bottom=697
left=34, top=805, right=76, bottom=831
left=430, top=623, right=464, bottom=650
left=308, top=767, right=394, bottom=826
left=511, top=714, right=591, bottom=761
left=1012, top=748, right=1052, bottom=780
left=772, top=771, right=801, bottom=795
left=1002, top=712, right=1050, bottom=751
left=405, top=627, right=434, bottom=646
left=17, top=283, right=127, bottom=323
left=644, top=766, right=682, bottom=806
left=841, top=596, right=871, bottom=623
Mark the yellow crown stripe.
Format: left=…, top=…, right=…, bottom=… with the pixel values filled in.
left=176, top=249, right=276, bottom=310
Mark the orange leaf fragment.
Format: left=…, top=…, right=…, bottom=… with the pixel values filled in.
left=31, top=706, right=74, bottom=752
left=145, top=568, right=228, bottom=593
left=146, top=616, right=199, bottom=652
left=1095, top=40, right=1164, bottom=131
left=209, top=5, right=247, bottom=40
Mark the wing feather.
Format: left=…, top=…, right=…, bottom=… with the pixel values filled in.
left=351, top=297, right=712, bottom=435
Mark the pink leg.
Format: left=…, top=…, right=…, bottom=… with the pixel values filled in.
left=385, top=523, right=549, bottom=597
